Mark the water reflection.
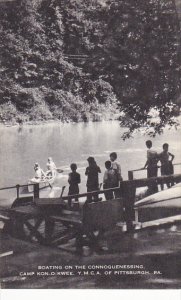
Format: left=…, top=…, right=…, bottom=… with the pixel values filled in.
left=17, top=126, right=23, bottom=133
left=29, top=128, right=33, bottom=134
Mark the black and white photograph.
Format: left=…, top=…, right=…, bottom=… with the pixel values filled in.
left=0, top=0, right=181, bottom=290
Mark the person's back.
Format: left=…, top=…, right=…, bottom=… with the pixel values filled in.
left=103, top=161, right=114, bottom=200
left=159, top=143, right=174, bottom=177
left=112, top=161, right=122, bottom=182
left=110, top=152, right=122, bottom=185
left=109, top=152, right=123, bottom=198
left=85, top=158, right=101, bottom=189
left=49, top=161, right=56, bottom=170
left=159, top=151, right=169, bottom=166
left=47, top=157, right=56, bottom=175
left=147, top=149, right=158, bottom=167
left=34, top=163, right=45, bottom=180
left=69, top=171, right=81, bottom=190
left=35, top=168, right=42, bottom=179
left=85, top=157, right=101, bottom=203
left=144, top=140, right=158, bottom=193
left=103, top=161, right=115, bottom=188
left=68, top=163, right=81, bottom=206
left=144, top=140, right=158, bottom=177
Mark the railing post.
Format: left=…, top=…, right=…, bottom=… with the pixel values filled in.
left=128, top=171, right=134, bottom=180
left=16, top=184, right=20, bottom=199
left=33, top=183, right=39, bottom=199
left=135, top=209, right=139, bottom=223
left=121, top=181, right=135, bottom=232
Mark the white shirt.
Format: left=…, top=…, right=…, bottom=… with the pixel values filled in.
left=47, top=161, right=56, bottom=171
left=103, top=168, right=115, bottom=184
left=35, top=168, right=42, bottom=179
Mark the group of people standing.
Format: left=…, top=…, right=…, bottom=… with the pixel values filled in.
left=144, top=140, right=175, bottom=191
left=68, top=152, right=123, bottom=205
left=33, top=140, right=175, bottom=205
left=68, top=141, right=175, bottom=205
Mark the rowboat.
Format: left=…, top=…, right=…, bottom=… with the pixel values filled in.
left=28, top=172, right=56, bottom=193
left=27, top=166, right=64, bottom=193
left=134, top=183, right=181, bottom=222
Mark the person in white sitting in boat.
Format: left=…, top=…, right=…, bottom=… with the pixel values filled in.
left=34, top=163, right=46, bottom=181
left=46, top=157, right=57, bottom=178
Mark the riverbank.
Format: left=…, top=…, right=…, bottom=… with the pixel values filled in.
left=0, top=109, right=120, bottom=128
left=0, top=116, right=119, bottom=128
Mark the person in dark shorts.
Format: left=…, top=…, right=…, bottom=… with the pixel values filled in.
left=68, top=163, right=81, bottom=207
left=103, top=160, right=115, bottom=200
left=85, top=157, right=101, bottom=203
left=159, top=143, right=175, bottom=189
left=144, top=140, right=159, bottom=193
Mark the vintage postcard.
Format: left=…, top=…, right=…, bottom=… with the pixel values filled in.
left=0, top=0, right=181, bottom=290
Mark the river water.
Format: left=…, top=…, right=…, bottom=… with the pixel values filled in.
left=0, top=120, right=181, bottom=199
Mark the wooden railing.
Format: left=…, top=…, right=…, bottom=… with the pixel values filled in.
left=34, top=173, right=181, bottom=232
left=128, top=162, right=181, bottom=180
left=0, top=183, right=39, bottom=200
left=0, top=173, right=181, bottom=232
left=1, top=173, right=181, bottom=205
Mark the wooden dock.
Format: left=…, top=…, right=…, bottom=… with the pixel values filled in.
left=0, top=172, right=181, bottom=252
left=0, top=171, right=181, bottom=288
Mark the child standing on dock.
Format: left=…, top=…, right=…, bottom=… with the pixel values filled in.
left=159, top=143, right=174, bottom=189
left=68, top=163, right=81, bottom=207
left=110, top=152, right=122, bottom=198
left=85, top=157, right=101, bottom=203
left=144, top=140, right=158, bottom=193
left=103, top=160, right=115, bottom=200
left=144, top=140, right=158, bottom=178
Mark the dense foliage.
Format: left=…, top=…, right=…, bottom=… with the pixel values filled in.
left=0, top=0, right=117, bottom=124
left=0, top=0, right=180, bottom=137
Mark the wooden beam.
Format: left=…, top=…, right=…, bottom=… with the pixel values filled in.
left=0, top=214, right=10, bottom=222
left=127, top=174, right=181, bottom=188
left=129, top=162, right=181, bottom=173
left=51, top=215, right=82, bottom=226
left=0, top=0, right=16, bottom=2
left=24, top=220, right=44, bottom=243
left=34, top=187, right=120, bottom=206
left=0, top=251, right=13, bottom=258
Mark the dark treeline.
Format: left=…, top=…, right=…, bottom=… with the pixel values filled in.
left=0, top=0, right=180, bottom=137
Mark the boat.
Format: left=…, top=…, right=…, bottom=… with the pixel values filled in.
left=28, top=171, right=57, bottom=193
left=27, top=164, right=64, bottom=193
left=134, top=183, right=181, bottom=222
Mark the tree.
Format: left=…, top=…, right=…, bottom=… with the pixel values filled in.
left=0, top=0, right=117, bottom=123
left=84, top=0, right=181, bottom=138
left=0, top=0, right=180, bottom=138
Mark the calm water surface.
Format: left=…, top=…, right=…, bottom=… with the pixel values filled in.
left=0, top=121, right=181, bottom=198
